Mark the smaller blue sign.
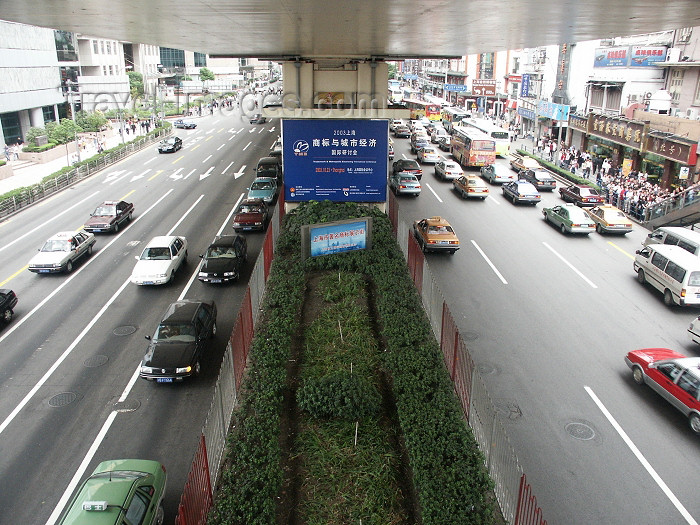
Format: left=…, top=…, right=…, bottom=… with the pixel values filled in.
left=403, top=74, right=418, bottom=80
left=307, top=219, right=370, bottom=257
left=537, top=101, right=570, bottom=121
left=518, top=108, right=536, bottom=121
left=520, top=74, right=531, bottom=98
left=445, top=84, right=467, bottom=92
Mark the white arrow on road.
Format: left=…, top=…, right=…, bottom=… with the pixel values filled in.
left=248, top=128, right=256, bottom=134
left=130, top=168, right=152, bottom=182
left=103, top=170, right=126, bottom=183
left=169, top=168, right=184, bottom=180
left=200, top=166, right=214, bottom=181
left=268, top=127, right=276, bottom=133
left=234, top=165, right=246, bottom=179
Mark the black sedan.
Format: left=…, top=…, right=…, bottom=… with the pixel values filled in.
left=0, top=289, right=18, bottom=323
left=198, top=235, right=248, bottom=283
left=173, top=119, right=196, bottom=129
left=157, top=136, right=183, bottom=153
left=249, top=114, right=266, bottom=124
left=140, top=300, right=217, bottom=382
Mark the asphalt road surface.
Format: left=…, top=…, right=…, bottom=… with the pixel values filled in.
left=0, top=108, right=277, bottom=525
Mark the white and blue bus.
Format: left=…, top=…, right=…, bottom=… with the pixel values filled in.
left=441, top=107, right=469, bottom=134
left=463, top=118, right=511, bottom=157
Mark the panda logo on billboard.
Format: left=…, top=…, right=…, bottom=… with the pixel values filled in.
left=293, top=140, right=309, bottom=156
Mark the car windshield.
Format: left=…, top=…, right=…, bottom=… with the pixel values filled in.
left=428, top=225, right=453, bottom=234
left=141, top=247, right=171, bottom=260
left=205, top=246, right=239, bottom=258
left=581, top=188, right=599, bottom=196
left=688, top=272, right=700, bottom=286
left=41, top=239, right=71, bottom=252
left=252, top=181, right=274, bottom=190
left=400, top=176, right=417, bottom=183
left=257, top=168, right=277, bottom=177
left=238, top=204, right=262, bottom=214
left=93, top=206, right=116, bottom=216
left=155, top=323, right=195, bottom=342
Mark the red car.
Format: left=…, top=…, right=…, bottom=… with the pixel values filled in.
left=232, top=198, right=270, bottom=232
left=84, top=200, right=134, bottom=233
left=559, top=184, right=604, bottom=207
left=625, top=348, right=700, bottom=434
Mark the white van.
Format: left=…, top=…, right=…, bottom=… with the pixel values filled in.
left=643, top=226, right=700, bottom=256
left=634, top=244, right=700, bottom=306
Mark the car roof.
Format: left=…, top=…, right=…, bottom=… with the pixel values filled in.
left=423, top=216, right=452, bottom=226
left=645, top=244, right=700, bottom=267
left=240, top=198, right=265, bottom=206
left=161, top=300, right=209, bottom=323
left=145, top=235, right=181, bottom=247
left=49, top=231, right=82, bottom=240
left=257, top=157, right=278, bottom=165
left=209, top=235, right=243, bottom=248
left=252, top=177, right=276, bottom=183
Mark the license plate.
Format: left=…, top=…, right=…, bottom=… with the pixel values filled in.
left=39, top=269, right=50, bottom=273
left=143, top=281, right=154, bottom=285
left=439, top=241, right=449, bottom=244
left=93, top=229, right=103, bottom=232
left=157, top=378, right=173, bottom=383
left=211, top=279, right=222, bottom=283
left=243, top=227, right=253, bottom=230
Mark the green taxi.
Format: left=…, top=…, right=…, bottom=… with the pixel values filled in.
left=58, top=459, right=167, bottom=525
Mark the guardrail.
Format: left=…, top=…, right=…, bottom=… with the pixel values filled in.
left=0, top=128, right=170, bottom=220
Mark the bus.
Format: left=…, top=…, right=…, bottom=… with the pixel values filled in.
left=441, top=107, right=469, bottom=133
left=403, top=99, right=442, bottom=121
left=388, top=86, right=403, bottom=103
left=450, top=127, right=496, bottom=168
left=463, top=118, right=511, bottom=157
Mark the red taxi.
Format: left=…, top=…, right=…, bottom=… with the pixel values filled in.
left=625, top=348, right=700, bottom=435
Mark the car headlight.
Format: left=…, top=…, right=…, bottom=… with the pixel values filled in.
left=198, top=272, right=207, bottom=277
left=254, top=222, right=262, bottom=226
left=157, top=273, right=168, bottom=278
left=176, top=366, right=192, bottom=374
left=141, top=366, right=154, bottom=373
left=232, top=222, right=241, bottom=227
left=223, top=272, right=235, bottom=277
left=53, top=263, right=62, bottom=268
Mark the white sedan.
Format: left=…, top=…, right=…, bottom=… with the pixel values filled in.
left=434, top=160, right=464, bottom=181
left=131, top=236, right=188, bottom=285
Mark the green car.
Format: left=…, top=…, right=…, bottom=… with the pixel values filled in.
left=58, top=459, right=167, bottom=525
left=543, top=204, right=595, bottom=235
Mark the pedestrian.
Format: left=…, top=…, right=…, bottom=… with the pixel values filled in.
left=3, top=144, right=10, bottom=162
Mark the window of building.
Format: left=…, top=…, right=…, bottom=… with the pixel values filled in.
left=194, top=52, right=207, bottom=67
left=694, top=76, right=700, bottom=106
left=512, top=57, right=520, bottom=74
left=0, top=113, right=22, bottom=145
left=54, top=30, right=78, bottom=62
left=101, top=41, right=105, bottom=54
left=478, top=52, right=494, bottom=79
left=106, top=41, right=111, bottom=54
left=42, top=105, right=55, bottom=123
left=92, top=40, right=98, bottom=54
left=159, top=47, right=185, bottom=68
left=109, top=65, right=114, bottom=75
left=670, top=69, right=684, bottom=105
left=103, top=65, right=107, bottom=75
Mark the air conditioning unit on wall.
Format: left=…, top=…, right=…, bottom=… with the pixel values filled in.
left=687, top=108, right=698, bottom=120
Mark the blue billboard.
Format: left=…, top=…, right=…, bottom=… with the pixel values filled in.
left=282, top=119, right=388, bottom=202
left=302, top=218, right=371, bottom=258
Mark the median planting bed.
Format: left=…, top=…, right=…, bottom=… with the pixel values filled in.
left=209, top=201, right=496, bottom=525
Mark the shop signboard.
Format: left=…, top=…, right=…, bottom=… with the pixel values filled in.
left=445, top=84, right=467, bottom=92
left=569, top=114, right=589, bottom=133
left=537, top=101, right=570, bottom=121
left=520, top=74, right=531, bottom=98
left=518, top=108, right=536, bottom=121
left=590, top=115, right=646, bottom=148
left=629, top=46, right=668, bottom=67
left=645, top=132, right=698, bottom=164
left=593, top=46, right=630, bottom=67
left=282, top=119, right=388, bottom=202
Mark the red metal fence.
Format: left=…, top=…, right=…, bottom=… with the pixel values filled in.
left=174, top=435, right=213, bottom=525
left=515, top=474, right=548, bottom=525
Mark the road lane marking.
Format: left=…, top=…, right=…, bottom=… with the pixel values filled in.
left=487, top=194, right=500, bottom=205
left=191, top=144, right=201, bottom=151
left=202, top=154, right=212, bottom=163
left=0, top=190, right=173, bottom=348
left=228, top=134, right=235, bottom=141
left=542, top=241, right=598, bottom=288
left=217, top=143, right=225, bottom=151
left=46, top=364, right=141, bottom=525
left=168, top=194, right=204, bottom=235
left=0, top=190, right=100, bottom=255
left=200, top=167, right=214, bottom=181
left=108, top=170, right=133, bottom=186
left=242, top=141, right=252, bottom=151
left=471, top=240, right=508, bottom=284
left=205, top=135, right=213, bottom=141
left=0, top=265, right=28, bottom=287
left=222, top=161, right=234, bottom=174
left=147, top=169, right=163, bottom=181
left=120, top=189, right=135, bottom=200
left=0, top=277, right=131, bottom=437
left=584, top=386, right=698, bottom=525
left=424, top=182, right=443, bottom=203
left=144, top=156, right=157, bottom=165
left=171, top=154, right=185, bottom=164
left=234, top=165, right=246, bottom=179
left=608, top=241, right=635, bottom=260
left=183, top=168, right=196, bottom=180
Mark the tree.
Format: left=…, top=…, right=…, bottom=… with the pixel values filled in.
left=45, top=119, right=83, bottom=145
left=199, top=67, right=215, bottom=82
left=388, top=62, right=397, bottom=79
left=75, top=110, right=108, bottom=132
left=127, top=71, right=144, bottom=99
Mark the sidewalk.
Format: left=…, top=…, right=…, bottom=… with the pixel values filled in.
left=0, top=126, right=147, bottom=196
